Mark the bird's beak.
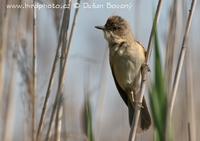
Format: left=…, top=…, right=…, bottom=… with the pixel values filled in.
left=95, top=26, right=106, bottom=31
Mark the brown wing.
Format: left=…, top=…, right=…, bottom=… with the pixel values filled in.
left=110, top=61, right=151, bottom=129
left=110, top=62, right=136, bottom=127
left=108, top=41, right=131, bottom=106
left=135, top=40, right=147, bottom=58
left=110, top=63, right=128, bottom=106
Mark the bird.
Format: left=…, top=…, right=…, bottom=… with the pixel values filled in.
left=95, top=16, right=151, bottom=131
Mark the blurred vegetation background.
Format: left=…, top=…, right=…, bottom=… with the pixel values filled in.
left=0, top=0, right=199, bottom=141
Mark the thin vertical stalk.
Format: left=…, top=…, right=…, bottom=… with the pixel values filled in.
left=45, top=1, right=81, bottom=140
left=3, top=56, right=16, bottom=141
left=185, top=41, right=196, bottom=141
left=165, top=0, right=177, bottom=93
left=0, top=0, right=8, bottom=108
left=32, top=1, right=37, bottom=141
left=55, top=39, right=65, bottom=141
left=168, top=0, right=196, bottom=121
left=0, top=18, right=3, bottom=101
left=128, top=0, right=163, bottom=141
left=165, top=1, right=196, bottom=140
left=3, top=10, right=17, bottom=141
left=36, top=1, right=71, bottom=140
left=187, top=123, right=191, bottom=141
left=54, top=6, right=66, bottom=140
left=55, top=99, right=63, bottom=141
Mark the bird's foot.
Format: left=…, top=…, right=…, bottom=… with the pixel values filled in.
left=141, top=64, right=150, bottom=81
left=133, top=101, right=144, bottom=109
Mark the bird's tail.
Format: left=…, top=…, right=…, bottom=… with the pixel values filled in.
left=128, top=97, right=151, bottom=130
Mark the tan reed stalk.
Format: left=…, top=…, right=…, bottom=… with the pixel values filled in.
left=45, top=1, right=81, bottom=140
left=165, top=1, right=196, bottom=140
left=0, top=19, right=3, bottom=101
left=168, top=0, right=196, bottom=123
left=54, top=5, right=67, bottom=140
left=128, top=0, right=163, bottom=141
left=32, top=1, right=37, bottom=140
left=185, top=45, right=196, bottom=141
left=55, top=99, right=63, bottom=141
left=2, top=10, right=16, bottom=141
left=36, top=1, right=71, bottom=140
left=3, top=56, right=16, bottom=141
left=0, top=0, right=7, bottom=110
left=165, top=0, right=177, bottom=93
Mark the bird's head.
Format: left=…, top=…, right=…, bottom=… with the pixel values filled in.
left=95, top=16, right=134, bottom=44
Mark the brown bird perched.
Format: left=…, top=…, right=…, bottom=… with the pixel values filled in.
left=95, top=16, right=151, bottom=131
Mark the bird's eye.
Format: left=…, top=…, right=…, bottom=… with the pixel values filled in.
left=112, top=25, right=120, bottom=31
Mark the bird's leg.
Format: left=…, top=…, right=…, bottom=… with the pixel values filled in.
left=126, top=90, right=134, bottom=108
left=141, top=64, right=150, bottom=81
left=130, top=90, right=143, bottom=109
left=130, top=90, right=135, bottom=103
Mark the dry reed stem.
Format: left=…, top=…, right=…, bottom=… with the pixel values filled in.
left=165, top=0, right=177, bottom=93
left=185, top=48, right=196, bottom=141
left=0, top=24, right=3, bottom=101
left=32, top=1, right=37, bottom=140
left=3, top=32, right=16, bottom=141
left=45, top=1, right=80, bottom=140
left=3, top=56, right=16, bottom=141
left=55, top=39, right=66, bottom=141
left=54, top=26, right=65, bottom=141
left=0, top=0, right=8, bottom=107
left=128, top=0, right=163, bottom=141
left=3, top=10, right=17, bottom=141
left=165, top=1, right=196, bottom=140
left=36, top=1, right=71, bottom=140
left=168, top=0, right=196, bottom=122
left=15, top=5, right=34, bottom=140
left=187, top=123, right=191, bottom=141
left=55, top=99, right=63, bottom=141
left=54, top=20, right=66, bottom=141
left=54, top=5, right=67, bottom=139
